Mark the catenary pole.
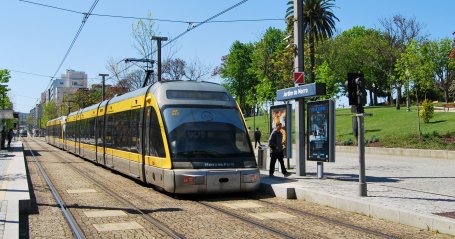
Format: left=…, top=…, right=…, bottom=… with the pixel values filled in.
left=152, top=36, right=168, bottom=82
left=99, top=74, right=109, bottom=102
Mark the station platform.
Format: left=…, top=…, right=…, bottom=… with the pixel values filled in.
left=257, top=147, right=455, bottom=236
left=0, top=140, right=30, bottom=239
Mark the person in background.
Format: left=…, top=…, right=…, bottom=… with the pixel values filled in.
left=7, top=129, right=13, bottom=148
left=254, top=128, right=261, bottom=148
left=268, top=122, right=290, bottom=177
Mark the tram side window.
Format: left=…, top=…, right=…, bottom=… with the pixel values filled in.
left=147, top=107, right=166, bottom=157
left=130, top=109, right=140, bottom=153
left=57, top=124, right=62, bottom=139
left=113, top=111, right=130, bottom=151
left=66, top=122, right=71, bottom=141
left=79, top=119, right=85, bottom=144
left=96, top=115, right=104, bottom=146
left=105, top=114, right=114, bottom=148
left=88, top=118, right=95, bottom=145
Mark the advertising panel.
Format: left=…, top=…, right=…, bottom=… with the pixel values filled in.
left=270, top=105, right=290, bottom=157
left=307, top=100, right=335, bottom=162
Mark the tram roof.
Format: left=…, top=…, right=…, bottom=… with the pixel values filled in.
left=67, top=80, right=234, bottom=116
left=150, top=80, right=236, bottom=107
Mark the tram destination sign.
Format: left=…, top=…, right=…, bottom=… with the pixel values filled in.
left=276, top=83, right=326, bottom=101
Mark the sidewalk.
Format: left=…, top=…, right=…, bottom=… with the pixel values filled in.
left=256, top=148, right=455, bottom=236
left=0, top=140, right=30, bottom=239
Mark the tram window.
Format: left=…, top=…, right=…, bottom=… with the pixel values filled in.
left=130, top=109, right=140, bottom=153
left=96, top=116, right=104, bottom=146
left=79, top=119, right=85, bottom=144
left=105, top=114, right=114, bottom=148
left=111, top=111, right=130, bottom=151
left=149, top=107, right=166, bottom=157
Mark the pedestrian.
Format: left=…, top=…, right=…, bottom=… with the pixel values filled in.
left=268, top=122, right=290, bottom=177
left=7, top=129, right=13, bottom=148
left=254, top=128, right=261, bottom=148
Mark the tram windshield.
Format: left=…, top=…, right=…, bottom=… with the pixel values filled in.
left=163, top=107, right=255, bottom=169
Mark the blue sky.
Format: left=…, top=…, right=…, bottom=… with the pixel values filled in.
left=2, top=0, right=454, bottom=113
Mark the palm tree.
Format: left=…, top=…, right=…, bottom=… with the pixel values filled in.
left=286, top=0, right=338, bottom=83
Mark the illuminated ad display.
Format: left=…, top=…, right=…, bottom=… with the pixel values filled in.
left=307, top=100, right=335, bottom=162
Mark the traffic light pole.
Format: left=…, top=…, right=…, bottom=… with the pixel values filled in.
left=357, top=113, right=367, bottom=196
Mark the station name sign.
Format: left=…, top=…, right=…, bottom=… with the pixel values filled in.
left=276, top=83, right=326, bottom=101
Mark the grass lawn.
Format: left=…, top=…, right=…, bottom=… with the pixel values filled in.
left=245, top=106, right=455, bottom=150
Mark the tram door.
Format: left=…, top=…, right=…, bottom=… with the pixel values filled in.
left=129, top=109, right=142, bottom=178
left=104, top=113, right=114, bottom=167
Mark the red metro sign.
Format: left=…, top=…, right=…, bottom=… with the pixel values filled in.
left=294, top=72, right=305, bottom=84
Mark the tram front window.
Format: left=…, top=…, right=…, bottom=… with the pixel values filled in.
left=163, top=107, right=255, bottom=169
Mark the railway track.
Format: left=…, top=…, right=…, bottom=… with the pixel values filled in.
left=194, top=196, right=400, bottom=239
left=28, top=138, right=434, bottom=238
left=24, top=139, right=86, bottom=239
left=250, top=196, right=400, bottom=239
left=25, top=138, right=185, bottom=239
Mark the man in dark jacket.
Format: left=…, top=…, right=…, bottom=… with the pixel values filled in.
left=254, top=128, right=261, bottom=148
left=268, top=123, right=290, bottom=177
left=7, top=129, right=13, bottom=148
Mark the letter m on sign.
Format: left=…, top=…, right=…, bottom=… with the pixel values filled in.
left=294, top=72, right=305, bottom=84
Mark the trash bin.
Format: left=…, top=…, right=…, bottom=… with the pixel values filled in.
left=257, top=145, right=268, bottom=170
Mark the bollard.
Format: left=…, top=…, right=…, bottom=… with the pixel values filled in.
left=257, top=145, right=268, bottom=170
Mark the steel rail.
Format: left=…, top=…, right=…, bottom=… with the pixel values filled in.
left=250, top=195, right=400, bottom=239
left=31, top=138, right=185, bottom=239
left=196, top=201, right=296, bottom=239
left=23, top=140, right=86, bottom=239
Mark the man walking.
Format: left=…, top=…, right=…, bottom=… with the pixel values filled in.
left=254, top=128, right=261, bottom=148
left=7, top=129, right=13, bottom=148
left=268, top=122, right=290, bottom=177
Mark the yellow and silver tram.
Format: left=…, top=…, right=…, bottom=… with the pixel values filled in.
left=46, top=81, right=260, bottom=194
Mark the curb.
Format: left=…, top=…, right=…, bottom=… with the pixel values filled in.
left=259, top=181, right=455, bottom=236
left=336, top=146, right=455, bottom=160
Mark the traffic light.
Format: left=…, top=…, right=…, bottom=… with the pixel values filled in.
left=345, top=73, right=365, bottom=113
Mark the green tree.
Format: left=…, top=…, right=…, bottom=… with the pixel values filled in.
left=430, top=38, right=455, bottom=103
left=252, top=28, right=294, bottom=105
left=395, top=40, right=435, bottom=135
left=219, top=41, right=257, bottom=115
left=326, top=27, right=389, bottom=105
left=72, top=88, right=102, bottom=109
left=379, top=15, right=425, bottom=109
left=286, top=0, right=339, bottom=83
left=315, top=61, right=339, bottom=99
left=42, top=101, right=58, bottom=128
left=0, top=69, right=11, bottom=109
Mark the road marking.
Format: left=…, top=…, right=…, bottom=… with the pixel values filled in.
left=248, top=211, right=296, bottom=220
left=221, top=202, right=263, bottom=209
left=66, top=189, right=97, bottom=194
left=84, top=210, right=127, bottom=218
left=93, top=222, right=143, bottom=232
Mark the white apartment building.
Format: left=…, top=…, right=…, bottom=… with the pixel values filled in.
left=48, top=69, right=88, bottom=104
